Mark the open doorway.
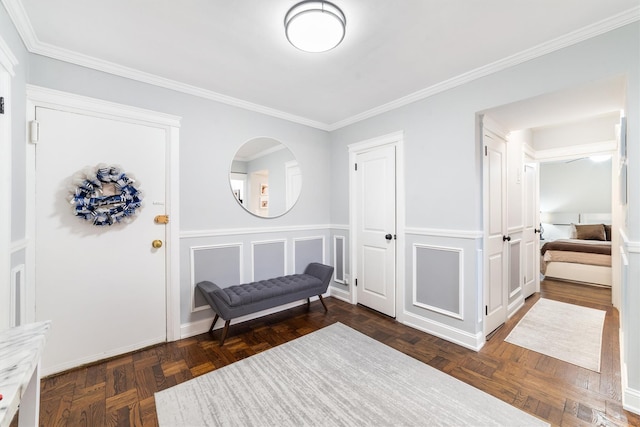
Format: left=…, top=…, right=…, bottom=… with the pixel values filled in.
left=539, top=153, right=614, bottom=288
left=481, top=77, right=625, bottom=337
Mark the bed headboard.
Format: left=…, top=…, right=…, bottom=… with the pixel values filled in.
left=541, top=212, right=611, bottom=225
left=579, top=213, right=611, bottom=224
left=540, top=212, right=611, bottom=241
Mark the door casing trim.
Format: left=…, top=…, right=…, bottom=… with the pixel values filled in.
left=25, top=85, right=182, bottom=342
left=348, top=131, right=405, bottom=322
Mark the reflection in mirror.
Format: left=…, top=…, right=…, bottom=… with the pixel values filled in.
left=230, top=137, right=302, bottom=218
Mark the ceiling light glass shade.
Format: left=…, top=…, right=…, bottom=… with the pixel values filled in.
left=285, top=1, right=346, bottom=53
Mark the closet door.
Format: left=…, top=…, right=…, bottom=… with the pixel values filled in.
left=483, top=129, right=508, bottom=335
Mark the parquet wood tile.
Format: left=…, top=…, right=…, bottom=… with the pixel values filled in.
left=9, top=279, right=637, bottom=426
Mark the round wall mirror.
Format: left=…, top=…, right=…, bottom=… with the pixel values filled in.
left=229, top=137, right=302, bottom=218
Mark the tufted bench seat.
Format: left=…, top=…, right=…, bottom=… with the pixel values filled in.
left=196, top=263, right=334, bottom=345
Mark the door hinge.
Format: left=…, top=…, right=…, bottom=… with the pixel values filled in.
left=29, top=120, right=39, bottom=143
left=485, top=305, right=488, bottom=316
left=484, top=146, right=488, bottom=156
left=0, top=96, right=4, bottom=114
left=354, top=163, right=358, bottom=171
left=355, top=278, right=357, bottom=287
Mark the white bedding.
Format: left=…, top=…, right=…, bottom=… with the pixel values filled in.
left=541, top=239, right=612, bottom=286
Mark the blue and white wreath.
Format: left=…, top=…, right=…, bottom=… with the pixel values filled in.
left=69, top=164, right=144, bottom=226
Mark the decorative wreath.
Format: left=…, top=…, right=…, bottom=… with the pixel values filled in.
left=68, top=164, right=143, bottom=226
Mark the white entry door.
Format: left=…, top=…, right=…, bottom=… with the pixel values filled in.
left=483, top=129, right=508, bottom=335
left=522, top=159, right=539, bottom=298
left=34, top=106, right=168, bottom=375
left=355, top=145, right=396, bottom=317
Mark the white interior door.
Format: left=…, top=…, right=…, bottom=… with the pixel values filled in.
left=285, top=160, right=301, bottom=210
left=523, top=159, right=539, bottom=298
left=484, top=130, right=508, bottom=335
left=355, top=145, right=396, bottom=317
left=34, top=106, right=168, bottom=375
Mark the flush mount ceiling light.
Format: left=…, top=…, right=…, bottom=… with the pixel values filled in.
left=284, top=1, right=346, bottom=53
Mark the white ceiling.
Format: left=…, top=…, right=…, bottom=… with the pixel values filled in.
left=484, top=76, right=627, bottom=131
left=6, top=0, right=639, bottom=129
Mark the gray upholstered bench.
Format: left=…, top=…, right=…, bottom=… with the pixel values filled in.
left=196, top=262, right=334, bottom=345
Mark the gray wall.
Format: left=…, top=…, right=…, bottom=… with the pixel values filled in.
left=27, top=55, right=331, bottom=231
left=329, top=22, right=639, bottom=395
left=540, top=158, right=612, bottom=213
left=540, top=158, right=612, bottom=241
left=2, top=2, right=639, bottom=410
left=26, top=51, right=333, bottom=328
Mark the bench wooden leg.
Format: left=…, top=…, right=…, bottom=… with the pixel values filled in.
left=318, top=294, right=328, bottom=312
left=219, top=320, right=231, bottom=346
left=209, top=314, right=219, bottom=333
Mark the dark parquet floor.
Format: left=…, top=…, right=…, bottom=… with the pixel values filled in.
left=25, top=279, right=640, bottom=426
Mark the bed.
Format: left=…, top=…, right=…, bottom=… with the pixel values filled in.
left=540, top=223, right=612, bottom=287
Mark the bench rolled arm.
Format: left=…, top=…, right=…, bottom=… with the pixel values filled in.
left=303, top=262, right=334, bottom=291
left=196, top=281, right=231, bottom=311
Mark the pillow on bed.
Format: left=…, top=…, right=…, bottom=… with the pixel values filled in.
left=574, top=223, right=606, bottom=240
left=604, top=224, right=612, bottom=241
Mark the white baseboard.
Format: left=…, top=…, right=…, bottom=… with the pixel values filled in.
left=622, top=360, right=640, bottom=415
left=42, top=335, right=165, bottom=377
left=180, top=297, right=327, bottom=339
left=329, top=285, right=351, bottom=303
left=507, top=295, right=525, bottom=318
left=402, top=311, right=485, bottom=351
left=623, top=386, right=640, bottom=415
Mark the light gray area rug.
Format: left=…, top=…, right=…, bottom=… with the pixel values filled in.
left=155, top=323, right=548, bottom=426
left=505, top=298, right=606, bottom=372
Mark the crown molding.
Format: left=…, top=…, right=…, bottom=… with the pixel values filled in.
left=4, top=0, right=638, bottom=132
left=1, top=0, right=38, bottom=50
left=1, top=0, right=330, bottom=130
left=30, top=41, right=331, bottom=131
left=326, top=6, right=640, bottom=131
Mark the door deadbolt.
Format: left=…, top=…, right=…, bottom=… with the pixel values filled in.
left=152, top=240, right=163, bottom=249
left=155, top=215, right=169, bottom=224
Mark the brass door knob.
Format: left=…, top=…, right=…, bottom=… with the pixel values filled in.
left=152, top=240, right=163, bottom=249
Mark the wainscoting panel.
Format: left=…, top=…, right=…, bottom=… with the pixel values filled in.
left=333, top=235, right=345, bottom=283
left=252, top=240, right=286, bottom=282
left=509, top=239, right=521, bottom=297
left=190, top=244, right=242, bottom=312
left=293, top=236, right=325, bottom=273
left=180, top=226, right=333, bottom=337
left=403, top=231, right=483, bottom=350
left=10, top=264, right=25, bottom=327
left=413, top=244, right=463, bottom=320
left=524, top=239, right=536, bottom=291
